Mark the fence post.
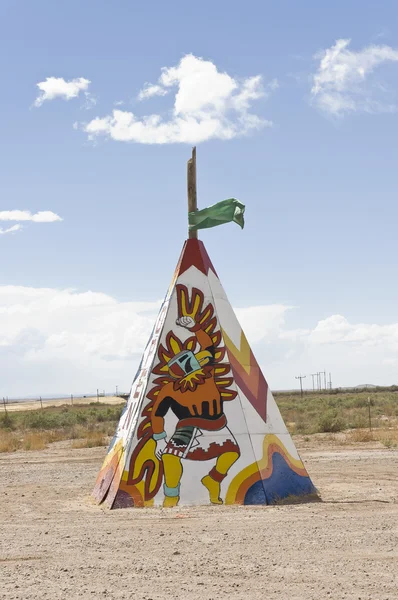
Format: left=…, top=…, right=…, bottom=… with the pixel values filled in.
left=367, top=396, right=372, bottom=432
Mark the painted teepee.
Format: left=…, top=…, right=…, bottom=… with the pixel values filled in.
left=93, top=149, right=317, bottom=509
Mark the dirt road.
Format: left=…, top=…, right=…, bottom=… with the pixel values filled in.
left=1, top=441, right=397, bottom=599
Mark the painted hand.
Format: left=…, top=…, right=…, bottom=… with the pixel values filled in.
left=155, top=438, right=168, bottom=460
left=176, top=316, right=196, bottom=329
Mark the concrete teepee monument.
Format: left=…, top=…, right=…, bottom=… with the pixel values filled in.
left=93, top=148, right=317, bottom=508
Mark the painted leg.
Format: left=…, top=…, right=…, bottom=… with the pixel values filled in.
left=162, top=454, right=183, bottom=507
left=201, top=451, right=240, bottom=505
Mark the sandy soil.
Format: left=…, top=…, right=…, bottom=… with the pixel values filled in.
left=1, top=440, right=397, bottom=600
left=5, top=396, right=123, bottom=412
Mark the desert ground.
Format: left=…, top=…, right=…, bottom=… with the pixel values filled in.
left=1, top=438, right=397, bottom=600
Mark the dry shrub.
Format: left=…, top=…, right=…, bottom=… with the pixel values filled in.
left=68, top=425, right=89, bottom=440
left=0, top=429, right=73, bottom=453
left=22, top=432, right=48, bottom=451
left=72, top=432, right=107, bottom=449
left=347, top=429, right=375, bottom=443
left=376, top=429, right=398, bottom=448
left=47, top=430, right=68, bottom=443
left=0, top=424, right=109, bottom=453
left=346, top=428, right=398, bottom=447
left=0, top=432, right=20, bottom=453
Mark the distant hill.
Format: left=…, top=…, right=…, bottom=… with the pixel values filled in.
left=354, top=384, right=377, bottom=389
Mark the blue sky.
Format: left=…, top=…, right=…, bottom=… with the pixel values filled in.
left=1, top=0, right=398, bottom=396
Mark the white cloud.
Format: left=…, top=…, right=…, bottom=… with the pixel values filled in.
left=311, top=39, right=398, bottom=115
left=235, top=304, right=291, bottom=344
left=34, top=77, right=91, bottom=107
left=1, top=285, right=398, bottom=396
left=82, top=92, right=97, bottom=110
left=0, top=224, right=21, bottom=235
left=308, top=314, right=398, bottom=347
left=81, top=54, right=275, bottom=144
left=0, top=286, right=161, bottom=396
left=138, top=84, right=169, bottom=101
left=0, top=210, right=62, bottom=223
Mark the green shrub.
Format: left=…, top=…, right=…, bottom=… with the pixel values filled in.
left=318, top=410, right=345, bottom=433
left=383, top=438, right=397, bottom=449
left=0, top=412, right=15, bottom=430
left=347, top=413, right=368, bottom=429
left=76, top=413, right=88, bottom=424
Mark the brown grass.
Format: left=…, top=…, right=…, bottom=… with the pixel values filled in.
left=346, top=429, right=375, bottom=443
left=71, top=432, right=107, bottom=449
left=0, top=432, right=21, bottom=453
left=375, top=429, right=398, bottom=448
left=0, top=428, right=108, bottom=453
left=22, top=432, right=48, bottom=451
left=0, top=430, right=69, bottom=453
left=345, top=428, right=398, bottom=447
left=0, top=403, right=123, bottom=453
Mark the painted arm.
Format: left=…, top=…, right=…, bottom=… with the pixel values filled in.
left=151, top=386, right=173, bottom=460
left=195, top=328, right=213, bottom=351
left=176, top=316, right=213, bottom=351
left=151, top=386, right=170, bottom=435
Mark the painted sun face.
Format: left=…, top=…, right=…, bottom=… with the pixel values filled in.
left=168, top=350, right=201, bottom=379
left=166, top=348, right=213, bottom=391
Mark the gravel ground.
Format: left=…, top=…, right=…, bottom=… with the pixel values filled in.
left=0, top=440, right=397, bottom=600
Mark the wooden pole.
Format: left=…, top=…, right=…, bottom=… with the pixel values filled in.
left=295, top=375, right=306, bottom=398
left=187, top=146, right=197, bottom=239
left=368, top=396, right=372, bottom=432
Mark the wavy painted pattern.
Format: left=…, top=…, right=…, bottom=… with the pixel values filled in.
left=226, top=434, right=316, bottom=505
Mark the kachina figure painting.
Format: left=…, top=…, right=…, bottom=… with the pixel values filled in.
left=127, top=284, right=241, bottom=507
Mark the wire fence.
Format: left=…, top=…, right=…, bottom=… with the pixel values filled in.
left=1, top=390, right=129, bottom=412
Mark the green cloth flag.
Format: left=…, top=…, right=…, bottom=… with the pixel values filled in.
left=188, top=198, right=245, bottom=231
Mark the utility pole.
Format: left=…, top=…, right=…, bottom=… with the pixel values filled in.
left=116, top=385, right=118, bottom=397
left=2, top=397, right=7, bottom=415
left=310, top=373, right=317, bottom=392
left=295, top=375, right=306, bottom=398
left=317, top=371, right=327, bottom=392
left=329, top=372, right=332, bottom=390
left=40, top=396, right=43, bottom=411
